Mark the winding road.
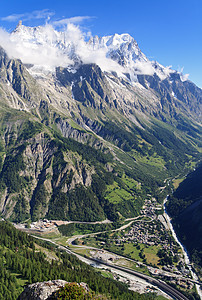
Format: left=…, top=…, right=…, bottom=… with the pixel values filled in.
left=32, top=234, right=189, bottom=300
left=66, top=215, right=147, bottom=245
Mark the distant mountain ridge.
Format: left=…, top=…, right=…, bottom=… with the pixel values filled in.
left=3, top=22, right=200, bottom=122
left=8, top=22, right=185, bottom=81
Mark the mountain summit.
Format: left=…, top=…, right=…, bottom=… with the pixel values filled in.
left=8, top=23, right=176, bottom=81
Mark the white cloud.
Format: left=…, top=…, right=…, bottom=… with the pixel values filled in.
left=132, top=60, right=154, bottom=75
left=0, top=23, right=156, bottom=77
left=1, top=9, right=54, bottom=22
left=0, top=28, right=14, bottom=53
left=0, top=26, right=73, bottom=70
left=1, top=14, right=25, bottom=22
left=53, top=16, right=94, bottom=27
left=62, top=23, right=125, bottom=75
left=177, top=67, right=189, bottom=82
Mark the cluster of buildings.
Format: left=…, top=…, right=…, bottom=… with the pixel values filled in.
left=140, top=198, right=162, bottom=218
left=30, top=219, right=57, bottom=231
left=15, top=219, right=73, bottom=232
left=114, top=197, right=175, bottom=250
left=123, top=221, right=172, bottom=248
left=15, top=219, right=57, bottom=232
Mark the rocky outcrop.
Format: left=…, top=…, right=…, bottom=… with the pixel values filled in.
left=56, top=64, right=115, bottom=109
left=0, top=46, right=45, bottom=110
left=137, top=73, right=202, bottom=121
left=18, top=280, right=90, bottom=300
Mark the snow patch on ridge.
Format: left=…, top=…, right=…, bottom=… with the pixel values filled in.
left=180, top=73, right=189, bottom=82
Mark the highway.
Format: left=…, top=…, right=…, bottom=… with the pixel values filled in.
left=88, top=257, right=189, bottom=300
left=32, top=235, right=189, bottom=300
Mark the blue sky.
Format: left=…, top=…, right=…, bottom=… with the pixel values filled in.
left=0, top=0, right=202, bottom=88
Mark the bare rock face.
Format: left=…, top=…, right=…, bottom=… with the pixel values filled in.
left=18, top=280, right=68, bottom=300
left=18, top=280, right=90, bottom=300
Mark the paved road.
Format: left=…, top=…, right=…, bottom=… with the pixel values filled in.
left=53, top=219, right=112, bottom=225
left=89, top=258, right=189, bottom=300
left=66, top=215, right=146, bottom=245
left=32, top=235, right=189, bottom=300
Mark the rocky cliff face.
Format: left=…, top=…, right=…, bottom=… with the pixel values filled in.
left=0, top=46, right=45, bottom=111
left=137, top=72, right=202, bottom=121
left=0, top=130, right=97, bottom=221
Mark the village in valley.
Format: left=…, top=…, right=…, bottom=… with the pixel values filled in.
left=14, top=195, right=198, bottom=293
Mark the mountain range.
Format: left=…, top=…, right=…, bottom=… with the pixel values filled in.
left=0, top=22, right=201, bottom=227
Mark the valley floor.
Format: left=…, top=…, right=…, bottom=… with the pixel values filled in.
left=14, top=196, right=201, bottom=299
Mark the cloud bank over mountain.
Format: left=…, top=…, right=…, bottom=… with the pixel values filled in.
left=0, top=21, right=188, bottom=82
left=0, top=23, right=124, bottom=74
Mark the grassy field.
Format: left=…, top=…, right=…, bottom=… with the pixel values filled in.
left=173, top=178, right=184, bottom=189
left=31, top=230, right=61, bottom=239
left=115, top=257, right=150, bottom=275
left=10, top=272, right=28, bottom=287
left=123, top=243, right=144, bottom=261
left=105, top=181, right=133, bottom=204
left=71, top=246, right=150, bottom=275
left=121, top=174, right=140, bottom=190
left=143, top=246, right=160, bottom=265
left=34, top=243, right=59, bottom=262
left=122, top=243, right=160, bottom=265
left=105, top=173, right=140, bottom=204
left=97, top=269, right=114, bottom=279
left=80, top=235, right=160, bottom=267
left=53, top=236, right=69, bottom=246
left=155, top=296, right=169, bottom=300
left=70, top=247, right=91, bottom=256
left=131, top=150, right=166, bottom=170
left=79, top=236, right=100, bottom=248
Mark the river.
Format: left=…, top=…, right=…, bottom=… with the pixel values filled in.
left=163, top=197, right=202, bottom=299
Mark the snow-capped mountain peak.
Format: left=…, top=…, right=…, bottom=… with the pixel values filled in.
left=2, top=22, right=176, bottom=81
left=88, top=33, right=147, bottom=62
